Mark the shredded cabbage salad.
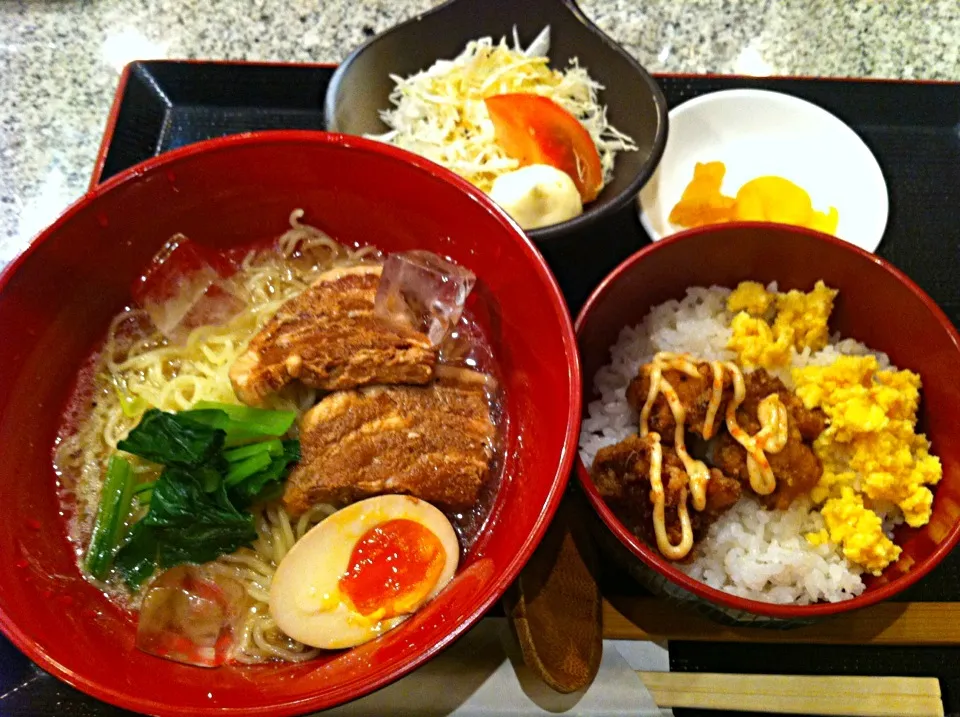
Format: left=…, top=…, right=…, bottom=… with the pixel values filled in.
left=367, top=27, right=638, bottom=194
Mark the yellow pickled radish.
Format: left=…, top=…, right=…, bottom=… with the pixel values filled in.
left=670, top=162, right=839, bottom=235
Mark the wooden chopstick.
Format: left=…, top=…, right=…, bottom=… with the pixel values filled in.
left=638, top=672, right=943, bottom=717
left=602, top=597, right=960, bottom=646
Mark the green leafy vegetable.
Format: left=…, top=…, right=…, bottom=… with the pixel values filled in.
left=132, top=480, right=155, bottom=506
left=253, top=481, right=285, bottom=505
left=84, top=456, right=135, bottom=580
left=224, top=453, right=273, bottom=486
left=280, top=439, right=301, bottom=464
left=196, top=465, right=223, bottom=493
left=108, top=404, right=301, bottom=590
left=118, top=409, right=226, bottom=469
left=224, top=439, right=283, bottom=463
left=114, top=522, right=159, bottom=590
left=115, top=469, right=259, bottom=589
left=226, top=440, right=301, bottom=508
left=148, top=469, right=257, bottom=566
left=132, top=480, right=156, bottom=495
left=186, top=401, right=296, bottom=446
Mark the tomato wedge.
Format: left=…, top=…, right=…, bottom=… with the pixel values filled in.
left=484, top=93, right=604, bottom=202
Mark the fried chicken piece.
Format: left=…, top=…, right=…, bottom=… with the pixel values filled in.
left=230, top=265, right=437, bottom=405
left=626, top=362, right=734, bottom=442
left=283, top=367, right=495, bottom=515
left=712, top=370, right=826, bottom=509
left=591, top=434, right=741, bottom=557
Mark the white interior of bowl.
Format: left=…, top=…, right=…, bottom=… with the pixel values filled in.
left=637, top=89, right=889, bottom=253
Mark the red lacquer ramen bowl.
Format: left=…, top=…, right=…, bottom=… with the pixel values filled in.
left=0, top=132, right=581, bottom=715
left=575, top=223, right=960, bottom=625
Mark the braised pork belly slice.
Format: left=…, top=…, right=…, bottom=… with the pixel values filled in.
left=230, top=265, right=437, bottom=405
left=283, top=368, right=495, bottom=514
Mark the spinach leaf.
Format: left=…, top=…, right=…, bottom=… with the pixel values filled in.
left=251, top=481, right=285, bottom=505
left=118, top=409, right=226, bottom=469
left=84, top=455, right=135, bottom=580
left=184, top=402, right=296, bottom=446
left=281, top=439, right=301, bottom=464
left=109, top=406, right=300, bottom=591
left=224, top=453, right=273, bottom=487
left=114, top=522, right=159, bottom=590
left=224, top=439, right=283, bottom=463
left=228, top=440, right=301, bottom=508
left=146, top=468, right=257, bottom=567
left=113, top=468, right=258, bottom=589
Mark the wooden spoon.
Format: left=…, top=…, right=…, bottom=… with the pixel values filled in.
left=502, top=489, right=603, bottom=693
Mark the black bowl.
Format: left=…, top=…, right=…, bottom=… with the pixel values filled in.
left=323, top=0, right=668, bottom=244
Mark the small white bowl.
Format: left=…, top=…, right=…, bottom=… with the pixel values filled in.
left=638, top=89, right=889, bottom=253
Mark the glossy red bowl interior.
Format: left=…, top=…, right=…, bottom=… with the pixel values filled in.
left=0, top=131, right=581, bottom=716
left=575, top=223, right=960, bottom=619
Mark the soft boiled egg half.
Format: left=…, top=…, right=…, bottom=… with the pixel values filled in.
left=269, top=495, right=459, bottom=650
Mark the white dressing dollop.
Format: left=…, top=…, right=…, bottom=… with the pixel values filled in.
left=489, top=164, right=583, bottom=230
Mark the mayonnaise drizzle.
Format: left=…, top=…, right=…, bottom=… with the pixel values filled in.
left=647, top=432, right=694, bottom=560
left=722, top=365, right=788, bottom=496
left=702, top=361, right=725, bottom=439
left=638, top=352, right=789, bottom=559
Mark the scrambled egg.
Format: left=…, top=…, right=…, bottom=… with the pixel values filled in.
left=727, top=280, right=774, bottom=316
left=728, top=312, right=793, bottom=368
left=805, top=488, right=901, bottom=573
left=793, top=355, right=942, bottom=574
left=726, top=280, right=838, bottom=369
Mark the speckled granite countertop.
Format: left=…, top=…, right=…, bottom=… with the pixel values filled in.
left=2, top=0, right=959, bottom=268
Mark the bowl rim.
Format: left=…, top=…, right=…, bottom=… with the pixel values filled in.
left=0, top=129, right=583, bottom=716
left=574, top=220, right=960, bottom=619
left=322, top=0, right=670, bottom=245
left=637, top=88, right=889, bottom=253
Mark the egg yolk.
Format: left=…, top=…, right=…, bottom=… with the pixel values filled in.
left=338, top=519, right=446, bottom=619
left=669, top=162, right=839, bottom=235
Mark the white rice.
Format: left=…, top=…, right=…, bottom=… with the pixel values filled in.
left=578, top=284, right=893, bottom=604
left=685, top=497, right=864, bottom=604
